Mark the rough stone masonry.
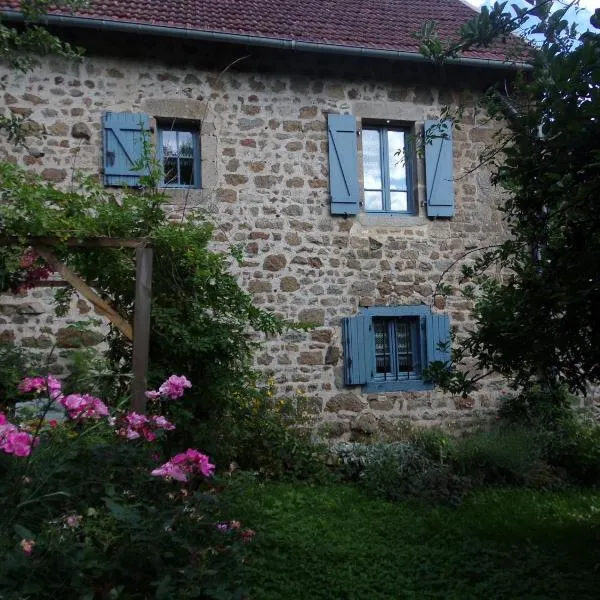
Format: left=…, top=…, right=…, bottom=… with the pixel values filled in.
left=0, top=34, right=522, bottom=438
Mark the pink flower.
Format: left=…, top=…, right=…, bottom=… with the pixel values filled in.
left=124, top=428, right=141, bottom=440
left=117, top=412, right=176, bottom=442
left=230, top=520, right=241, bottom=530
left=61, top=394, right=108, bottom=420
left=0, top=418, right=37, bottom=457
left=18, top=377, right=46, bottom=394
left=158, top=375, right=192, bottom=400
left=65, top=514, right=82, bottom=528
left=145, top=390, right=161, bottom=401
left=125, top=412, right=149, bottom=428
left=151, top=415, right=175, bottom=431
left=240, top=528, right=256, bottom=542
left=151, top=462, right=188, bottom=482
left=151, top=448, right=215, bottom=482
left=216, top=522, right=229, bottom=532
left=46, top=375, right=62, bottom=400
left=20, top=539, right=35, bottom=556
left=18, top=375, right=62, bottom=400
left=5, top=431, right=36, bottom=457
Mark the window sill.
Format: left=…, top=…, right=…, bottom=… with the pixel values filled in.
left=357, top=212, right=429, bottom=228
left=363, top=380, right=434, bottom=393
left=160, top=185, right=201, bottom=190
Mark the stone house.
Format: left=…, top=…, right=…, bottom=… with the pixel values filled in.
left=0, top=0, right=518, bottom=437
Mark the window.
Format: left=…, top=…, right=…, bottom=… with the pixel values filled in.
left=327, top=114, right=455, bottom=217
left=374, top=316, right=424, bottom=381
left=157, top=126, right=201, bottom=188
left=362, top=125, right=414, bottom=214
left=342, top=306, right=450, bottom=392
left=103, top=112, right=202, bottom=189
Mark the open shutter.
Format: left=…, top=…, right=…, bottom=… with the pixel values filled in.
left=328, top=114, right=359, bottom=216
left=424, top=119, right=454, bottom=217
left=342, top=314, right=372, bottom=385
left=426, top=312, right=451, bottom=365
left=103, top=112, right=151, bottom=186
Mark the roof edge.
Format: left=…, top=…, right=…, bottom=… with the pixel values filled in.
left=1, top=10, right=532, bottom=70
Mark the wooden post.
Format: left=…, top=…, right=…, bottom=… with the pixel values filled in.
left=34, top=247, right=133, bottom=340
left=132, top=246, right=153, bottom=412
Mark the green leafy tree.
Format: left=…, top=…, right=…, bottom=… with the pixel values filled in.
left=419, top=1, right=600, bottom=398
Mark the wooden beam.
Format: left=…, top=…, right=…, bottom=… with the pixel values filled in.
left=33, top=246, right=133, bottom=341
left=131, top=246, right=153, bottom=412
left=0, top=236, right=151, bottom=248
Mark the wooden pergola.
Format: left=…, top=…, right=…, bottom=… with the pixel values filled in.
left=0, top=236, right=153, bottom=413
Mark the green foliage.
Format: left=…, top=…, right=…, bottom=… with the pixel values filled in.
left=0, top=342, right=41, bottom=407
left=541, top=418, right=600, bottom=486
left=331, top=440, right=470, bottom=505
left=452, top=426, right=554, bottom=487
left=0, top=411, right=249, bottom=599
left=419, top=3, right=600, bottom=399
left=0, top=161, right=293, bottom=467
left=223, top=480, right=600, bottom=600
left=498, top=384, right=574, bottom=428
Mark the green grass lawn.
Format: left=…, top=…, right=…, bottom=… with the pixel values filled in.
left=225, top=480, right=600, bottom=600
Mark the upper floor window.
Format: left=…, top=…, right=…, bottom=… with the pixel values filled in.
left=157, top=126, right=201, bottom=188
left=327, top=113, right=454, bottom=218
left=362, top=125, right=414, bottom=214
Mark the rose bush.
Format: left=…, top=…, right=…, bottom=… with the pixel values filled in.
left=0, top=374, right=252, bottom=599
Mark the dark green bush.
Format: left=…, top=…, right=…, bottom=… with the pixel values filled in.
left=498, top=385, right=574, bottom=428
left=451, top=426, right=564, bottom=489
left=540, top=418, right=600, bottom=486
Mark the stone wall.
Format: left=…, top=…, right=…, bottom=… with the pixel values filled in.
left=0, top=33, right=515, bottom=437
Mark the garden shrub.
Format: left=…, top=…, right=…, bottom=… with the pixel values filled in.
left=498, top=385, right=575, bottom=429
left=330, top=441, right=470, bottom=504
left=451, top=426, right=555, bottom=487
left=0, top=373, right=253, bottom=599
left=498, top=386, right=600, bottom=487
left=539, top=418, right=600, bottom=486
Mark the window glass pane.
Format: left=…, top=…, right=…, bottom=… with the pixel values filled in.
left=387, top=130, right=407, bottom=191
left=365, top=191, right=383, bottom=211
left=162, top=131, right=178, bottom=157
left=177, top=132, right=194, bottom=158
left=362, top=129, right=382, bottom=190
left=179, top=158, right=195, bottom=186
left=163, top=157, right=178, bottom=185
left=396, top=319, right=414, bottom=374
left=390, top=191, right=408, bottom=212
left=374, top=318, right=391, bottom=374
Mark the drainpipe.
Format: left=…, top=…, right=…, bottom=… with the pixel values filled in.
left=1, top=10, right=532, bottom=71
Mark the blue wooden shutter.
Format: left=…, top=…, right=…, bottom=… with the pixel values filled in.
left=328, top=114, right=359, bottom=216
left=342, top=314, right=372, bottom=385
left=103, top=112, right=151, bottom=186
left=426, top=312, right=451, bottom=365
left=424, top=119, right=454, bottom=217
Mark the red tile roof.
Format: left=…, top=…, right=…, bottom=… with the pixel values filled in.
left=1, top=0, right=513, bottom=62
